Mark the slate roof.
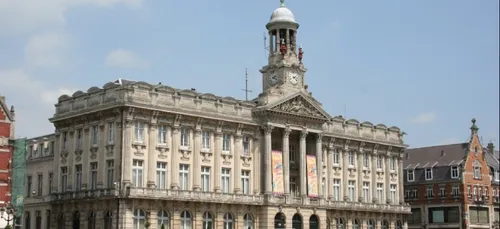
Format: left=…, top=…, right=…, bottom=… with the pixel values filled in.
left=403, top=143, right=467, bottom=169
left=483, top=148, right=500, bottom=170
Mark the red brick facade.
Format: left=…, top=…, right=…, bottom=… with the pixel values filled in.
left=0, top=96, right=15, bottom=208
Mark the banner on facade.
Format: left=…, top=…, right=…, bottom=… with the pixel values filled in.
left=306, top=155, right=318, bottom=197
left=271, top=150, right=284, bottom=195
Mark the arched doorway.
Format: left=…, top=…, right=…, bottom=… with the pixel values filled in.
left=72, top=211, right=80, bottom=229
left=292, top=214, right=302, bottom=229
left=309, top=215, right=319, bottom=229
left=274, top=213, right=286, bottom=229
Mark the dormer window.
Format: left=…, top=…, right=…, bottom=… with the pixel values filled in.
left=425, top=168, right=433, bottom=180
left=451, top=166, right=459, bottom=179
left=473, top=166, right=481, bottom=179
left=407, top=169, right=415, bottom=182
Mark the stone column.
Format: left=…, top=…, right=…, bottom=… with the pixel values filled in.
left=170, top=126, right=180, bottom=189
left=82, top=127, right=90, bottom=190
left=97, top=124, right=106, bottom=189
left=276, top=30, right=281, bottom=53
left=234, top=134, right=242, bottom=194
left=269, top=31, right=273, bottom=54
left=282, top=127, right=291, bottom=195
left=286, top=29, right=290, bottom=49
left=357, top=150, right=364, bottom=202
left=147, top=123, right=157, bottom=188
left=193, top=127, right=202, bottom=191
left=398, top=155, right=404, bottom=204
left=342, top=148, right=349, bottom=201
left=372, top=152, right=378, bottom=203
left=264, top=125, right=274, bottom=194
left=299, top=130, right=307, bottom=197
left=214, top=131, right=222, bottom=192
left=385, top=154, right=391, bottom=204
left=252, top=131, right=261, bottom=195
left=327, top=143, right=334, bottom=199
left=316, top=133, right=323, bottom=197
left=123, top=120, right=133, bottom=185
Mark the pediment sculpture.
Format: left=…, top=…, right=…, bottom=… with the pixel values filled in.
left=272, top=96, right=325, bottom=118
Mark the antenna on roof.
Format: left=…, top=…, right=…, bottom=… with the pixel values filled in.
left=241, top=68, right=253, bottom=100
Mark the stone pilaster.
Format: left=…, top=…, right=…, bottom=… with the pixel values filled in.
left=282, top=127, right=291, bottom=195
left=264, top=125, right=274, bottom=194
left=342, top=147, right=349, bottom=201
left=316, top=133, right=323, bottom=197
left=147, top=123, right=157, bottom=188
left=327, top=142, right=334, bottom=199
left=385, top=153, right=391, bottom=204
left=233, top=133, right=242, bottom=194
left=122, top=120, right=133, bottom=185
left=357, top=149, right=363, bottom=202
left=170, top=126, right=180, bottom=189
left=299, top=130, right=307, bottom=197
left=398, top=153, right=405, bottom=204
left=252, top=131, right=261, bottom=195
left=214, top=131, right=222, bottom=192
left=192, top=128, right=202, bottom=191
left=371, top=150, right=378, bottom=203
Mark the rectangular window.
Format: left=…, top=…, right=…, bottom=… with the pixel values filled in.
left=377, top=183, right=384, bottom=201
left=425, top=168, right=433, bottom=180
left=60, top=167, right=68, bottom=192
left=89, top=162, right=98, bottom=190
left=405, top=190, right=411, bottom=199
left=221, top=168, right=231, bottom=193
left=48, top=173, right=53, bottom=194
left=132, top=160, right=143, bottom=187
left=332, top=149, right=339, bottom=165
left=50, top=141, right=55, bottom=155
left=241, top=170, right=250, bottom=195
left=106, top=160, right=114, bottom=188
left=76, top=129, right=82, bottom=150
left=363, top=153, right=369, bottom=168
left=426, top=186, right=433, bottom=198
left=156, top=162, right=167, bottom=189
left=412, top=189, right=418, bottom=198
left=180, top=127, right=189, bottom=147
left=494, top=170, right=500, bottom=181
left=452, top=186, right=460, bottom=197
left=348, top=180, right=355, bottom=201
left=134, top=122, right=145, bottom=143
left=107, top=122, right=114, bottom=143
left=439, top=187, right=445, bottom=197
left=243, top=136, right=250, bottom=156
left=407, top=169, right=415, bottom=181
left=333, top=179, right=341, bottom=201
left=377, top=155, right=383, bottom=169
left=27, top=176, right=32, bottom=197
left=289, top=144, right=297, bottom=163
left=408, top=208, right=422, bottom=224
left=390, top=157, right=396, bottom=171
left=451, top=166, right=459, bottom=178
left=469, top=206, right=490, bottom=224
left=474, top=167, right=481, bottom=179
left=202, top=131, right=210, bottom=150
left=348, top=151, right=355, bottom=166
left=390, top=184, right=397, bottom=202
left=201, top=167, right=210, bottom=192
left=37, top=174, right=43, bottom=196
left=158, top=125, right=167, bottom=144
left=428, top=207, right=460, bottom=223
left=91, top=125, right=99, bottom=145
left=290, top=177, right=297, bottom=196
left=75, top=164, right=82, bottom=191
left=179, top=164, right=189, bottom=190
left=222, top=134, right=231, bottom=152
left=363, top=182, right=370, bottom=202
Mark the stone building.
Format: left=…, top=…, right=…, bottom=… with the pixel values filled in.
left=23, top=1, right=410, bottom=228
left=403, top=119, right=500, bottom=229
left=0, top=96, right=15, bottom=228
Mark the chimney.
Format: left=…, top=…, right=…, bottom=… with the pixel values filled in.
left=441, top=150, right=445, bottom=157
left=405, top=152, right=409, bottom=159
left=0, top=96, right=4, bottom=103
left=487, top=142, right=495, bottom=155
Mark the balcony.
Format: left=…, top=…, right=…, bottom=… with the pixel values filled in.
left=126, top=187, right=264, bottom=205
left=51, top=188, right=117, bottom=202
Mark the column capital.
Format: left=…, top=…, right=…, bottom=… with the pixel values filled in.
left=316, top=133, right=324, bottom=143
left=300, top=129, right=308, bottom=140
left=172, top=125, right=180, bottom=134
left=149, top=123, right=158, bottom=131
left=263, top=124, right=274, bottom=135
left=283, top=126, right=291, bottom=138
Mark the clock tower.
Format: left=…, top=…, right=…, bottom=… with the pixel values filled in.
left=259, top=0, right=307, bottom=105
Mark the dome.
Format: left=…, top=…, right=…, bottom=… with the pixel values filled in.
left=269, top=1, right=296, bottom=24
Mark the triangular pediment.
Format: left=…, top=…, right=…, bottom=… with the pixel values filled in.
left=266, top=92, right=331, bottom=121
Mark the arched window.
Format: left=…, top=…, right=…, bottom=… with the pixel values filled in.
left=87, top=212, right=96, bottom=229
left=243, top=213, right=254, bottom=229
left=309, top=215, right=319, bottom=229
left=395, top=220, right=403, bottom=229
left=367, top=219, right=375, bottom=229
left=25, top=212, right=31, bottom=229
left=58, top=213, right=65, bottom=229
left=180, top=211, right=192, bottom=229
left=157, top=210, right=169, bottom=229
left=73, top=211, right=80, bottom=229
left=133, top=209, right=146, bottom=229
left=352, top=218, right=360, bottom=229
left=292, top=214, right=302, bottom=229
left=36, top=211, right=42, bottom=229
left=274, top=213, right=286, bottom=229
left=103, top=211, right=112, bottom=229
left=223, top=212, right=234, bottom=229
left=336, top=218, right=344, bottom=229
left=381, top=220, right=389, bottom=229
left=202, top=212, right=213, bottom=229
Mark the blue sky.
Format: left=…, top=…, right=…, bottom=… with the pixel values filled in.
left=0, top=0, right=498, bottom=148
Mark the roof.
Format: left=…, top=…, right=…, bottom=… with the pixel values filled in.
left=483, top=147, right=500, bottom=170
left=403, top=143, right=467, bottom=169
left=0, top=96, right=14, bottom=121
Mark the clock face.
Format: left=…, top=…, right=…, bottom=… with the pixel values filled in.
left=289, top=71, right=299, bottom=85
left=269, top=73, right=279, bottom=85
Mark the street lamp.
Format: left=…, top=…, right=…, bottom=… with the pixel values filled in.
left=0, top=204, right=17, bottom=226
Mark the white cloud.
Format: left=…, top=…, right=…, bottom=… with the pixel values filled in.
left=411, top=112, right=436, bottom=124
left=106, top=49, right=150, bottom=68
left=24, top=32, right=69, bottom=68
left=0, top=0, right=143, bottom=36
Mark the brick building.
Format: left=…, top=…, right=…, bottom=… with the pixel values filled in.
left=403, top=119, right=500, bottom=229
left=0, top=96, right=16, bottom=227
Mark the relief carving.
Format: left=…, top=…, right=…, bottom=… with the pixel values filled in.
left=74, top=149, right=83, bottom=162
left=222, top=153, right=233, bottom=165
left=241, top=156, right=252, bottom=167
left=180, top=149, right=191, bottom=161
left=272, top=96, right=324, bottom=118
left=106, top=144, right=114, bottom=157
left=133, top=143, right=146, bottom=156
left=201, top=150, right=212, bottom=163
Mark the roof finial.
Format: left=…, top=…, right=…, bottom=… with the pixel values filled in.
left=470, top=118, right=479, bottom=132
left=280, top=0, right=285, bottom=7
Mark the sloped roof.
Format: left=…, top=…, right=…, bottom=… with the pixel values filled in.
left=0, top=96, right=13, bottom=121
left=483, top=148, right=499, bottom=170
left=403, top=143, right=467, bottom=169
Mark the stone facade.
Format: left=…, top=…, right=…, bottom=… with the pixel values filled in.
left=23, top=1, right=410, bottom=229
